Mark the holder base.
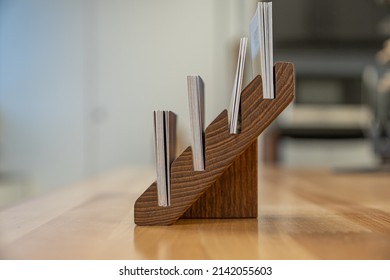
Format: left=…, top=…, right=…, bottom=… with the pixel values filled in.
left=182, top=140, right=258, bottom=218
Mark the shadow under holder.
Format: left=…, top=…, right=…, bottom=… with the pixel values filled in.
left=134, top=62, right=295, bottom=226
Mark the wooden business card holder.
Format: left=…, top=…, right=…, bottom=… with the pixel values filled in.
left=134, top=62, right=295, bottom=226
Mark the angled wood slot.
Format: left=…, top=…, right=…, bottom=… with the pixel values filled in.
left=134, top=62, right=295, bottom=226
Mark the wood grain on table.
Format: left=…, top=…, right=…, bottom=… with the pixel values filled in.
left=0, top=166, right=390, bottom=259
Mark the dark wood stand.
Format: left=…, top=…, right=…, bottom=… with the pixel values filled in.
left=134, top=62, right=295, bottom=226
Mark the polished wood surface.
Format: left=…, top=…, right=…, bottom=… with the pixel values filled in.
left=135, top=62, right=295, bottom=225
left=1, top=165, right=390, bottom=259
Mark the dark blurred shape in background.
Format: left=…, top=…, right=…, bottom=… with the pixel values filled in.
left=264, top=0, right=390, bottom=169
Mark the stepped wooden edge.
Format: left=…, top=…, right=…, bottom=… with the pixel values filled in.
left=134, top=62, right=295, bottom=226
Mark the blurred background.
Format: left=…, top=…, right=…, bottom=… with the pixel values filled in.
left=0, top=0, right=389, bottom=207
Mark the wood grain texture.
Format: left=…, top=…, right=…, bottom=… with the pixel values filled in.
left=134, top=62, right=295, bottom=226
left=182, top=140, right=258, bottom=218
left=2, top=166, right=390, bottom=259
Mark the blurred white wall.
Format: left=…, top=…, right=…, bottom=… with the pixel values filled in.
left=0, top=0, right=86, bottom=192
left=0, top=0, right=256, bottom=193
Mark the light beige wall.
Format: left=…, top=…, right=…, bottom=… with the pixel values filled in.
left=0, top=0, right=86, bottom=192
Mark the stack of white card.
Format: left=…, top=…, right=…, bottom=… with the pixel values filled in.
left=229, top=37, right=248, bottom=134
left=249, top=1, right=274, bottom=99
left=153, top=110, right=176, bottom=207
left=187, top=75, right=205, bottom=171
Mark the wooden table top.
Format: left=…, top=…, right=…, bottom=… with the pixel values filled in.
left=1, top=165, right=390, bottom=260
